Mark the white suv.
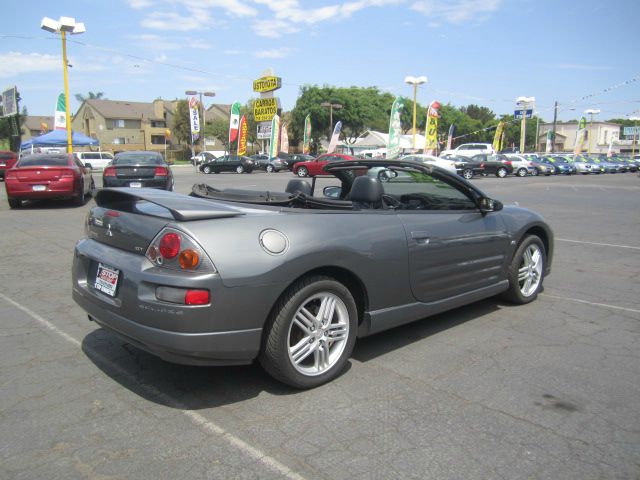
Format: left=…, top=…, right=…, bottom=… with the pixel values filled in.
left=440, top=143, right=495, bottom=158
left=76, top=151, right=114, bottom=170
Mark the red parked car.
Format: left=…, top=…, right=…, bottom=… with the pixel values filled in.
left=292, top=153, right=355, bottom=177
left=5, top=153, right=95, bottom=209
left=0, top=150, right=18, bottom=180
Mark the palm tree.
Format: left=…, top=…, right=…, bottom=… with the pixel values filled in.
left=75, top=92, right=106, bottom=103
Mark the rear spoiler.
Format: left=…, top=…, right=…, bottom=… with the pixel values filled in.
left=96, top=188, right=245, bottom=221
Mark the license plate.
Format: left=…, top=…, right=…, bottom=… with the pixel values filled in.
left=94, top=263, right=120, bottom=297
left=130, top=182, right=142, bottom=188
left=32, top=185, right=46, bottom=191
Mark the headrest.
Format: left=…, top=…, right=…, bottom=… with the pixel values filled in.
left=349, top=176, right=384, bottom=203
left=285, top=178, right=312, bottom=195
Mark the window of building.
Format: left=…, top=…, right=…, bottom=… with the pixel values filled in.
left=151, top=135, right=165, bottom=145
left=113, top=137, right=126, bottom=144
left=113, top=119, right=125, bottom=128
left=150, top=120, right=166, bottom=128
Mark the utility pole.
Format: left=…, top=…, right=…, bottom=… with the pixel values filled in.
left=551, top=101, right=558, bottom=153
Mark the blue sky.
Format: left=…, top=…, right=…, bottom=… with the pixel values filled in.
left=2, top=0, right=639, bottom=123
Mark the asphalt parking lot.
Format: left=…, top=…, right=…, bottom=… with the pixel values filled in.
left=1, top=167, right=639, bottom=480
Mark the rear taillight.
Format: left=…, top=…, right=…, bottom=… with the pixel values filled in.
left=185, top=289, right=209, bottom=305
left=159, top=232, right=180, bottom=259
left=155, top=166, right=168, bottom=176
left=103, top=166, right=116, bottom=176
left=146, top=227, right=215, bottom=273
left=504, top=160, right=512, bottom=166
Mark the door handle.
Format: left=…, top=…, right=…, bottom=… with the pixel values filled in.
left=411, top=231, right=430, bottom=245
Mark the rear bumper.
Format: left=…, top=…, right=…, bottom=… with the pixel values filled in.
left=103, top=178, right=169, bottom=189
left=6, top=181, right=77, bottom=199
left=74, top=287, right=261, bottom=365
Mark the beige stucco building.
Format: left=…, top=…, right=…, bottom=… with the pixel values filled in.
left=21, top=116, right=54, bottom=141
left=537, top=121, right=621, bottom=154
left=71, top=99, right=178, bottom=153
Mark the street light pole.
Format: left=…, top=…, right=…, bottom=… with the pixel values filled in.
left=584, top=108, right=600, bottom=155
left=551, top=101, right=558, bottom=153
left=516, top=96, right=535, bottom=153
left=41, top=16, right=86, bottom=154
left=404, top=76, right=427, bottom=151
left=629, top=116, right=640, bottom=158
left=321, top=102, right=342, bottom=141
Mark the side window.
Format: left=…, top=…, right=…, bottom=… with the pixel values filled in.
left=383, top=170, right=476, bottom=210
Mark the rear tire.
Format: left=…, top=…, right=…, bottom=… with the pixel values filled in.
left=462, top=169, right=473, bottom=180
left=236, top=165, right=245, bottom=174
left=496, top=167, right=508, bottom=178
left=203, top=166, right=212, bottom=174
left=8, top=197, right=21, bottom=209
left=501, top=235, right=546, bottom=305
left=531, top=168, right=539, bottom=176
left=296, top=166, right=309, bottom=177
left=266, top=164, right=275, bottom=173
left=516, top=168, right=528, bottom=177
left=260, top=275, right=357, bottom=389
left=74, top=180, right=87, bottom=206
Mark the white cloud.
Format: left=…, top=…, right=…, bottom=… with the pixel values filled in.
left=141, top=12, right=205, bottom=31
left=410, top=0, right=501, bottom=23
left=0, top=52, right=59, bottom=78
left=127, top=0, right=153, bottom=9
left=255, top=48, right=293, bottom=59
left=252, top=18, right=298, bottom=38
left=253, top=0, right=399, bottom=25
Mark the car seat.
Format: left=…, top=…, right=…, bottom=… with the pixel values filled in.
left=349, top=176, right=384, bottom=209
left=285, top=178, right=312, bottom=196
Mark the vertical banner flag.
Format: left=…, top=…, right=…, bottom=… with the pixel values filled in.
left=327, top=120, right=342, bottom=154
left=446, top=124, right=456, bottom=151
left=573, top=117, right=587, bottom=155
left=228, top=101, right=241, bottom=143
left=545, top=130, right=553, bottom=153
left=303, top=114, right=311, bottom=154
left=54, top=93, right=66, bottom=130
left=237, top=115, right=248, bottom=156
left=280, top=122, right=289, bottom=153
left=424, top=101, right=441, bottom=155
left=188, top=96, right=200, bottom=142
left=269, top=114, right=281, bottom=159
left=387, top=97, right=403, bottom=159
left=607, top=136, right=614, bottom=157
left=493, top=121, right=506, bottom=152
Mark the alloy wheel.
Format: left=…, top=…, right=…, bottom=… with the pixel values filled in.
left=518, top=243, right=543, bottom=297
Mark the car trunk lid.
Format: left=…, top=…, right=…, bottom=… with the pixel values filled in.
left=15, top=166, right=74, bottom=182
left=87, top=188, right=246, bottom=254
left=114, top=165, right=158, bottom=179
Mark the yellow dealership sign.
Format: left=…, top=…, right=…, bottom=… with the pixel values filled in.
left=253, top=76, right=282, bottom=93
left=254, top=98, right=279, bottom=122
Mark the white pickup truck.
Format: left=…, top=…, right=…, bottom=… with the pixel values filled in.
left=440, top=143, right=495, bottom=158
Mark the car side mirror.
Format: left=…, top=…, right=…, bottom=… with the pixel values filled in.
left=323, top=186, right=342, bottom=199
left=479, top=197, right=503, bottom=213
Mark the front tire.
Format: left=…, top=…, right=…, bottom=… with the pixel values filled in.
left=203, top=166, right=212, bottom=174
left=260, top=275, right=357, bottom=389
left=531, top=168, right=539, bottom=176
left=501, top=235, right=546, bottom=305
left=296, top=166, right=309, bottom=177
left=266, top=164, right=275, bottom=173
left=516, top=168, right=528, bottom=177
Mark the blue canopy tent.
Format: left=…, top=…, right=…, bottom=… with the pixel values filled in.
left=21, top=129, right=99, bottom=152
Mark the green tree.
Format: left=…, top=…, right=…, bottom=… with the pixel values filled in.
left=205, top=119, right=230, bottom=151
left=171, top=99, right=192, bottom=145
left=74, top=91, right=106, bottom=103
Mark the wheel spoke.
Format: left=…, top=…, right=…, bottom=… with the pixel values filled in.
left=523, top=276, right=533, bottom=294
left=314, top=341, right=330, bottom=371
left=523, top=248, right=533, bottom=266
left=317, top=296, right=337, bottom=326
left=290, top=337, right=315, bottom=365
left=518, top=266, right=528, bottom=282
left=326, top=323, right=347, bottom=342
left=294, top=308, right=315, bottom=333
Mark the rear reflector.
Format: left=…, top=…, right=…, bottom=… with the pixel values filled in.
left=185, top=289, right=210, bottom=305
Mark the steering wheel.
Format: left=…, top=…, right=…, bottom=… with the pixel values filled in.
left=382, top=194, right=402, bottom=209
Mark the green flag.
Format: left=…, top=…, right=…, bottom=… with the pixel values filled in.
left=387, top=97, right=402, bottom=159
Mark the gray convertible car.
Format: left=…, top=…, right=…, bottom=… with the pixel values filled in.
left=72, top=160, right=553, bottom=388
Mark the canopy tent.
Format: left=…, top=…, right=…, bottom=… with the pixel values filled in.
left=21, top=129, right=99, bottom=150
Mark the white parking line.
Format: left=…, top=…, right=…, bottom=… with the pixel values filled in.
left=0, top=292, right=308, bottom=480
left=556, top=238, right=640, bottom=251
left=541, top=293, right=640, bottom=315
